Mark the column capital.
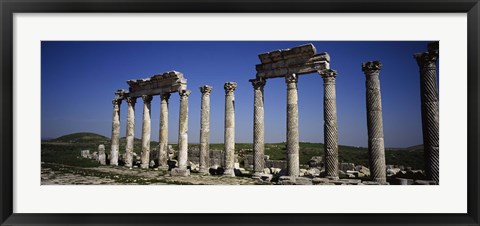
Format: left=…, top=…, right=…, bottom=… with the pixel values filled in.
left=200, top=85, right=213, bottom=95
left=224, top=82, right=237, bottom=94
left=112, top=98, right=122, bottom=106
left=320, top=69, right=338, bottom=78
left=160, top=92, right=171, bottom=101
left=125, top=96, right=137, bottom=105
left=142, top=95, right=153, bottom=103
left=285, top=74, right=298, bottom=84
left=362, top=61, right=382, bottom=75
left=414, top=52, right=438, bottom=69
left=250, top=78, right=266, bottom=90
left=179, top=89, right=192, bottom=98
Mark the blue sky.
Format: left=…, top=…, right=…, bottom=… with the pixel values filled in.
left=41, top=41, right=436, bottom=148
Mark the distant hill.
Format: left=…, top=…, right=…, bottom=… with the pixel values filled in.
left=52, top=132, right=110, bottom=143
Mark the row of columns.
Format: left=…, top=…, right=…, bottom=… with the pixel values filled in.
left=110, top=90, right=191, bottom=170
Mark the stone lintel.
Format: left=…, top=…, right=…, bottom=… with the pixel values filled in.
left=256, top=55, right=330, bottom=79
left=126, top=71, right=187, bottom=96
left=114, top=89, right=128, bottom=100
left=258, top=43, right=317, bottom=64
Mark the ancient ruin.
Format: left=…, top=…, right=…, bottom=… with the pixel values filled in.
left=199, top=85, right=213, bottom=174
left=251, top=44, right=333, bottom=178
left=223, top=82, right=237, bottom=177
left=414, top=42, right=440, bottom=184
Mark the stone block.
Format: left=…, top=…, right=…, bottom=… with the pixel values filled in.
left=170, top=168, right=190, bottom=177
left=414, top=180, right=437, bottom=185
left=395, top=178, right=414, bottom=185
left=294, top=177, right=313, bottom=185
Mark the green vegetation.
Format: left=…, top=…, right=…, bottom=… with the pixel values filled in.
left=42, top=132, right=424, bottom=170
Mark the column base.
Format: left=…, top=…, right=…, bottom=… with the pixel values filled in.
left=252, top=172, right=263, bottom=179
left=171, top=168, right=191, bottom=177
left=223, top=169, right=235, bottom=177
left=140, top=163, right=149, bottom=169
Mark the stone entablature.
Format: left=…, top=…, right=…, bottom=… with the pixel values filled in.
left=255, top=44, right=330, bottom=79
left=126, top=71, right=187, bottom=97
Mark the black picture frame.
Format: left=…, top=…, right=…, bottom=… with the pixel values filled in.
left=1, top=0, right=479, bottom=225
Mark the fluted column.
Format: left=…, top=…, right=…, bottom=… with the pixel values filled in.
left=124, top=97, right=136, bottom=168
left=140, top=95, right=152, bottom=169
left=158, top=92, right=170, bottom=170
left=250, top=78, right=266, bottom=177
left=178, top=90, right=191, bottom=170
left=320, top=69, right=339, bottom=179
left=199, top=86, right=213, bottom=174
left=362, top=62, right=387, bottom=184
left=110, top=98, right=122, bottom=166
left=224, top=82, right=237, bottom=177
left=414, top=42, right=439, bottom=183
left=285, top=74, right=299, bottom=177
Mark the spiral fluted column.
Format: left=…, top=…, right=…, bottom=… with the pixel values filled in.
left=251, top=78, right=266, bottom=178
left=320, top=69, right=339, bottom=179
left=362, top=61, right=387, bottom=184
left=414, top=42, right=439, bottom=184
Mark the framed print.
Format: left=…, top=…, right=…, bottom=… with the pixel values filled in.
left=1, top=0, right=479, bottom=225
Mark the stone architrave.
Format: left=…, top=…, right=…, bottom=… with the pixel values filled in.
left=140, top=95, right=153, bottom=169
left=414, top=42, right=439, bottom=183
left=362, top=62, right=387, bottom=184
left=320, top=69, right=339, bottom=179
left=177, top=89, right=191, bottom=170
left=158, top=93, right=171, bottom=170
left=285, top=74, right=300, bottom=177
left=224, top=82, right=237, bottom=177
left=125, top=97, right=137, bottom=168
left=110, top=98, right=122, bottom=166
left=98, top=144, right=106, bottom=165
left=199, top=85, right=213, bottom=174
left=250, top=78, right=266, bottom=178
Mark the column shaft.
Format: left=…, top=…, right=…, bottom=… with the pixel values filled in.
left=158, top=93, right=170, bottom=169
left=140, top=95, right=152, bottom=169
left=415, top=43, right=439, bottom=183
left=321, top=70, right=339, bottom=179
left=224, top=82, right=237, bottom=177
left=199, top=86, right=213, bottom=174
left=177, top=90, right=191, bottom=170
left=125, top=97, right=136, bottom=168
left=286, top=74, right=299, bottom=177
left=362, top=62, right=387, bottom=184
left=251, top=78, right=266, bottom=177
left=110, top=99, right=121, bottom=166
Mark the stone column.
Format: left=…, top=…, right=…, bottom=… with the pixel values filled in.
left=285, top=74, right=299, bottom=177
left=158, top=93, right=170, bottom=170
left=250, top=78, right=266, bottom=178
left=124, top=97, right=136, bottom=168
left=320, top=69, right=339, bottom=180
left=199, top=85, right=213, bottom=174
left=110, top=98, right=122, bottom=166
left=140, top=95, right=152, bottom=169
left=98, top=144, right=106, bottom=165
left=224, top=82, right=237, bottom=177
left=414, top=42, right=439, bottom=183
left=362, top=61, right=387, bottom=184
left=177, top=89, right=191, bottom=170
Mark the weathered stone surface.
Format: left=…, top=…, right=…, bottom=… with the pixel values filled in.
left=178, top=90, right=191, bottom=170
left=340, top=163, right=355, bottom=172
left=158, top=93, right=170, bottom=170
left=304, top=168, right=321, bottom=177
left=98, top=144, right=106, bottom=165
left=320, top=69, right=339, bottom=179
left=140, top=95, right=152, bottom=169
left=362, top=61, right=387, bottom=184
left=414, top=180, right=437, bottom=185
left=250, top=78, right=266, bottom=178
left=285, top=74, right=300, bottom=177
left=126, top=71, right=187, bottom=97
left=256, top=44, right=330, bottom=78
left=125, top=97, right=136, bottom=168
left=224, top=82, right=237, bottom=177
left=199, top=85, right=213, bottom=174
left=395, top=178, right=414, bottom=185
left=110, top=98, right=122, bottom=166
left=414, top=42, right=440, bottom=184
left=170, top=168, right=190, bottom=177
left=312, top=178, right=331, bottom=185
left=80, top=150, right=90, bottom=159
left=307, top=156, right=323, bottom=168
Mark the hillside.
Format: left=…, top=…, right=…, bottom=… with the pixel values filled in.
left=52, top=132, right=109, bottom=143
